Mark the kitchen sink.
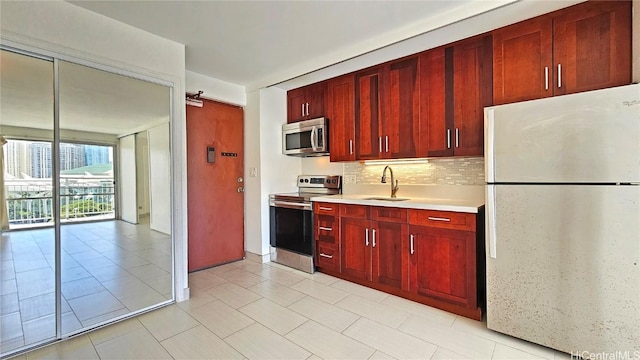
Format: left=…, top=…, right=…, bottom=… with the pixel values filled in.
left=364, top=197, right=410, bottom=202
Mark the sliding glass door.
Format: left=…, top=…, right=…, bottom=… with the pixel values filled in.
left=0, top=48, right=173, bottom=357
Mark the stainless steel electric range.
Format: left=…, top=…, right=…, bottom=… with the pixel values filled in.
left=269, top=175, right=341, bottom=273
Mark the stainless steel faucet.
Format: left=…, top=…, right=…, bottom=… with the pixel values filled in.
left=381, top=165, right=399, bottom=198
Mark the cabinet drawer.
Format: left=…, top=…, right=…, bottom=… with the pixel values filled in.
left=315, top=215, right=338, bottom=244
left=340, top=204, right=368, bottom=219
left=314, top=202, right=339, bottom=216
left=409, top=210, right=476, bottom=231
left=316, top=242, right=339, bottom=272
left=371, top=206, right=408, bottom=223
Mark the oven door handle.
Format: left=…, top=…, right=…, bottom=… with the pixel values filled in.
left=272, top=201, right=312, bottom=211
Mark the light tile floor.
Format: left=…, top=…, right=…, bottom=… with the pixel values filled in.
left=10, top=259, right=572, bottom=360
left=1, top=220, right=172, bottom=354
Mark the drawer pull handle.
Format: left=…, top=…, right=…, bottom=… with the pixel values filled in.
left=428, top=216, right=450, bottom=222
left=319, top=253, right=333, bottom=259
left=319, top=207, right=333, bottom=211
left=318, top=226, right=332, bottom=231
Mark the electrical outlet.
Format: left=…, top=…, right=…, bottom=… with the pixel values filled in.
left=344, top=175, right=356, bottom=184
left=250, top=167, right=258, bottom=177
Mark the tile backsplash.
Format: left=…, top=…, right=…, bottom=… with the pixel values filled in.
left=343, top=157, right=485, bottom=185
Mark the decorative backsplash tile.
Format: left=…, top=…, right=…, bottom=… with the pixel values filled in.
left=343, top=157, right=485, bottom=185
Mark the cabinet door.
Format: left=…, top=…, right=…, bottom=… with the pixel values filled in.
left=306, top=81, right=327, bottom=119
left=287, top=87, right=307, bottom=123
left=553, top=1, right=631, bottom=96
left=419, top=47, right=450, bottom=157
left=493, top=16, right=553, bottom=105
left=383, top=56, right=420, bottom=158
left=453, top=35, right=493, bottom=156
left=341, top=218, right=370, bottom=281
left=354, top=67, right=382, bottom=160
left=372, top=221, right=409, bottom=290
left=409, top=225, right=476, bottom=308
left=327, top=75, right=356, bottom=162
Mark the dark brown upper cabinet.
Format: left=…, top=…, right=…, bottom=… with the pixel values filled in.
left=287, top=81, right=327, bottom=123
left=493, top=0, right=631, bottom=105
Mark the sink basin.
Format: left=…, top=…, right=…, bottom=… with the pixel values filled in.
left=364, top=197, right=410, bottom=202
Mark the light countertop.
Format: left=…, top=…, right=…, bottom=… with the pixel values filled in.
left=310, top=194, right=484, bottom=213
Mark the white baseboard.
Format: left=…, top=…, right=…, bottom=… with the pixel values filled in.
left=245, top=251, right=270, bottom=264
left=176, top=286, right=190, bottom=302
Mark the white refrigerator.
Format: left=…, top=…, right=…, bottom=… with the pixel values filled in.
left=484, top=84, right=640, bottom=355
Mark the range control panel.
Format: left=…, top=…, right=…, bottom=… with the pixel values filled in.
left=297, top=175, right=342, bottom=189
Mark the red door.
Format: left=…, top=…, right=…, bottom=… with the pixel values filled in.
left=187, top=99, right=244, bottom=271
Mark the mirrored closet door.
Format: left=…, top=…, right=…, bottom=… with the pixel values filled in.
left=0, top=48, right=174, bottom=357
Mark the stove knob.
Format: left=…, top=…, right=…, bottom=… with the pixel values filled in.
left=332, top=179, right=337, bottom=184
left=299, top=179, right=304, bottom=183
left=304, top=179, right=309, bottom=183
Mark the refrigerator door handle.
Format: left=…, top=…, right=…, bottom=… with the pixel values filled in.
left=485, top=108, right=495, bottom=183
left=487, top=185, right=497, bottom=259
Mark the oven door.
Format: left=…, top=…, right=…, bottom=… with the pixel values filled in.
left=269, top=201, right=313, bottom=256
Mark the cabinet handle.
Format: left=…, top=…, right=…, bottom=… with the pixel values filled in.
left=385, top=136, right=389, bottom=153
left=372, top=229, right=376, bottom=248
left=319, top=207, right=333, bottom=211
left=365, top=228, right=370, bottom=246
left=557, top=64, right=562, bottom=88
left=455, top=128, right=459, bottom=148
left=447, top=129, right=451, bottom=149
left=379, top=137, right=382, bottom=153
left=410, top=234, right=415, bottom=255
left=544, top=66, right=549, bottom=90
left=306, top=102, right=309, bottom=116
left=301, top=104, right=305, bottom=117
left=428, top=216, right=451, bottom=222
left=319, top=253, right=333, bottom=259
left=318, top=226, right=332, bottom=231
left=349, top=139, right=353, bottom=155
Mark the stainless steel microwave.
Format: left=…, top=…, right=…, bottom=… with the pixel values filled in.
left=282, top=117, right=328, bottom=156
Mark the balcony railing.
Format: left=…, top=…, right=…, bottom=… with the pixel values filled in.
left=5, top=176, right=115, bottom=228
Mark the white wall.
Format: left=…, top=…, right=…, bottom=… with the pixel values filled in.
left=243, top=87, right=302, bottom=258
left=0, top=0, right=189, bottom=300
left=186, top=70, right=246, bottom=106
left=147, top=123, right=171, bottom=235
left=301, top=157, right=342, bottom=175
left=135, top=132, right=150, bottom=217
left=119, top=135, right=138, bottom=224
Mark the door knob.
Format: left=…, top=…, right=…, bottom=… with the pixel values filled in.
left=237, top=187, right=245, bottom=193
left=237, top=177, right=243, bottom=183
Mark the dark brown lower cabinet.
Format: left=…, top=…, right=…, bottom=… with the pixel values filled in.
left=409, top=225, right=477, bottom=308
left=314, top=202, right=485, bottom=320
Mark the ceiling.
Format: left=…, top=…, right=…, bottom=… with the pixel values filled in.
left=67, top=0, right=490, bottom=90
